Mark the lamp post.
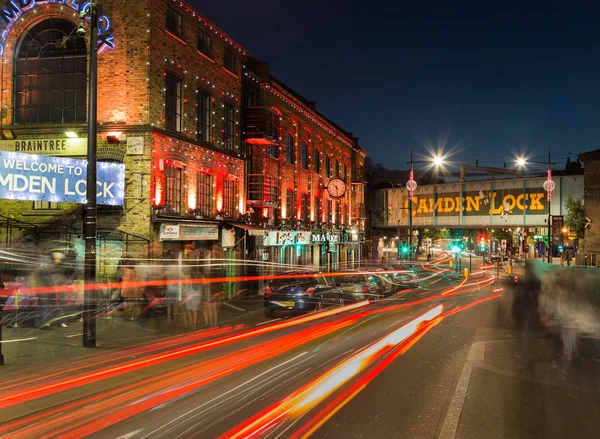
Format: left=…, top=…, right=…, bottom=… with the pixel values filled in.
left=81, top=2, right=101, bottom=348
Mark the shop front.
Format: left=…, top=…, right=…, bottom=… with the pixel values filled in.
left=263, top=231, right=312, bottom=270
left=311, top=231, right=341, bottom=272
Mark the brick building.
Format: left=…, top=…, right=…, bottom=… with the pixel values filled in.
left=0, top=0, right=247, bottom=280
left=579, top=149, right=600, bottom=261
left=242, top=58, right=367, bottom=270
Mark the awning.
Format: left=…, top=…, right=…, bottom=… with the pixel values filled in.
left=226, top=222, right=268, bottom=237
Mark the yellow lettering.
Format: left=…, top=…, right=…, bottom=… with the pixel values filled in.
left=444, top=197, right=455, bottom=212
left=529, top=193, right=544, bottom=210
left=516, top=194, right=525, bottom=210
left=466, top=196, right=480, bottom=212
left=503, top=194, right=516, bottom=211
left=455, top=197, right=461, bottom=212
left=435, top=198, right=444, bottom=213
left=418, top=197, right=429, bottom=214
left=491, top=192, right=503, bottom=214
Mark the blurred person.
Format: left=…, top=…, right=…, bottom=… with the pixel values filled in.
left=120, top=262, right=142, bottom=320
left=182, top=272, right=202, bottom=329
left=202, top=274, right=221, bottom=328
left=511, top=268, right=541, bottom=364
left=34, top=250, right=74, bottom=329
left=165, top=254, right=183, bottom=325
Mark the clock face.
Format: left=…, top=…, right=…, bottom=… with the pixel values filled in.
left=327, top=178, right=347, bottom=198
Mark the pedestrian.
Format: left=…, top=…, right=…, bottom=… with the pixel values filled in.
left=202, top=272, right=221, bottom=328
left=120, top=262, right=142, bottom=320
left=34, top=250, right=74, bottom=329
left=182, top=272, right=201, bottom=329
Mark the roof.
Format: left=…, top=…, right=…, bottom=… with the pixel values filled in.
left=578, top=149, right=600, bottom=161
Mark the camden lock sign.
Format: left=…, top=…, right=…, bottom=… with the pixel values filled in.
left=404, top=188, right=548, bottom=217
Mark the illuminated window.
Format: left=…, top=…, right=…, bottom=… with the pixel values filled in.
left=314, top=149, right=321, bottom=174
left=33, top=201, right=60, bottom=210
left=301, top=193, right=309, bottom=223
left=269, top=144, right=279, bottom=158
left=165, top=165, right=183, bottom=215
left=197, top=30, right=212, bottom=57
left=325, top=156, right=331, bottom=177
left=165, top=73, right=182, bottom=132
left=286, top=134, right=295, bottom=163
left=314, top=196, right=321, bottom=224
left=224, top=47, right=236, bottom=72
left=223, top=178, right=238, bottom=218
left=223, top=103, right=235, bottom=150
left=196, top=89, right=211, bottom=142
left=166, top=6, right=183, bottom=38
left=196, top=172, right=212, bottom=216
left=301, top=142, right=309, bottom=169
left=286, top=189, right=294, bottom=218
left=14, top=18, right=87, bottom=124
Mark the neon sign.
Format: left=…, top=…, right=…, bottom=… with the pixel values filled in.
left=0, top=0, right=114, bottom=56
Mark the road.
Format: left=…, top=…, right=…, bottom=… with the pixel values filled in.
left=0, top=256, right=598, bottom=439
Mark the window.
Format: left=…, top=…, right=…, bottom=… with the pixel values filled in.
left=335, top=160, right=340, bottom=177
left=33, top=201, right=59, bottom=210
left=165, top=165, right=183, bottom=215
left=301, top=193, right=309, bottom=223
left=327, top=200, right=332, bottom=223
left=196, top=89, right=211, bottom=142
left=14, top=18, right=87, bottom=124
left=197, top=30, right=212, bottom=57
left=286, top=189, right=294, bottom=219
left=286, top=134, right=295, bottom=163
left=223, top=103, right=235, bottom=150
left=314, top=197, right=321, bottom=224
left=301, top=142, right=309, bottom=169
left=224, top=47, right=236, bottom=72
left=165, top=73, right=182, bottom=132
left=325, top=156, right=331, bottom=177
left=223, top=178, right=238, bottom=218
left=166, top=6, right=183, bottom=38
left=196, top=172, right=212, bottom=216
left=335, top=202, right=341, bottom=224
left=269, top=144, right=280, bottom=158
left=314, top=150, right=321, bottom=174
left=344, top=163, right=348, bottom=181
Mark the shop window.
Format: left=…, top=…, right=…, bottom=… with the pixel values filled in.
left=286, top=189, right=294, bottom=219
left=326, top=156, right=331, bottom=177
left=301, top=142, right=309, bottom=170
left=223, top=178, right=238, bottom=218
left=14, top=18, right=87, bottom=124
left=197, top=30, right=212, bottom=57
left=286, top=133, right=295, bottom=164
left=165, top=73, right=182, bottom=132
left=165, top=165, right=183, bottom=215
left=196, top=172, right=212, bottom=216
left=223, top=103, right=235, bottom=150
left=166, top=6, right=183, bottom=38
left=196, top=89, right=211, bottom=142
left=33, top=201, right=60, bottom=210
left=314, top=149, right=321, bottom=174
left=224, top=47, right=236, bottom=72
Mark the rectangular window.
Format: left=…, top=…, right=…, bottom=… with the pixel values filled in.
left=269, top=144, right=280, bottom=158
left=166, top=6, right=183, bottom=38
left=197, top=30, right=212, bottom=57
left=327, top=200, right=332, bottom=223
left=301, top=193, right=309, bottom=223
left=165, top=165, right=182, bottom=215
left=33, top=201, right=60, bottom=210
left=335, top=201, right=341, bottom=225
left=335, top=160, right=340, bottom=177
left=314, top=197, right=321, bottom=224
left=223, top=178, right=238, bottom=218
left=196, top=172, right=212, bottom=216
left=196, top=89, right=211, bottom=142
left=301, top=142, right=309, bottom=169
left=165, top=73, right=182, bottom=132
left=223, top=103, right=235, bottom=150
left=286, top=134, right=295, bottom=164
left=314, top=150, right=321, bottom=174
left=326, top=156, right=331, bottom=177
left=224, top=47, right=236, bottom=72
left=286, top=189, right=294, bottom=219
left=344, top=163, right=348, bottom=181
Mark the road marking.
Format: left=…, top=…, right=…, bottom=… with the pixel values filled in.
left=438, top=341, right=485, bottom=439
left=257, top=318, right=281, bottom=325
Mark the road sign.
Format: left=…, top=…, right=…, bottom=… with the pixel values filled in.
left=552, top=215, right=564, bottom=243
left=501, top=239, right=507, bottom=250
left=426, top=238, right=432, bottom=246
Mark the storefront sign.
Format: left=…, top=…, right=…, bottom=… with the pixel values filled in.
left=0, top=138, right=87, bottom=156
left=160, top=224, right=219, bottom=241
left=311, top=232, right=340, bottom=243
left=0, top=151, right=124, bottom=205
left=264, top=231, right=311, bottom=246
left=0, top=0, right=115, bottom=56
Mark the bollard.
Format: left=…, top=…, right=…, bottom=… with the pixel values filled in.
left=507, top=265, right=512, bottom=275
left=464, top=268, right=469, bottom=278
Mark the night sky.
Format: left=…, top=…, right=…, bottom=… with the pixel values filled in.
left=191, top=1, right=600, bottom=171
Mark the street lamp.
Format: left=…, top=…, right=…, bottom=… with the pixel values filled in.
left=81, top=2, right=102, bottom=348
left=515, top=151, right=556, bottom=264
left=406, top=148, right=445, bottom=261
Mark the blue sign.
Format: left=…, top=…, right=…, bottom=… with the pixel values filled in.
left=0, top=152, right=125, bottom=205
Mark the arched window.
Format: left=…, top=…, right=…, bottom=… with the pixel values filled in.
left=14, top=18, right=87, bottom=124
left=301, top=141, right=309, bottom=169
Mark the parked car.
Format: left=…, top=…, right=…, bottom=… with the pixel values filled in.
left=264, top=271, right=342, bottom=317
left=335, top=270, right=386, bottom=302
left=373, top=268, right=419, bottom=291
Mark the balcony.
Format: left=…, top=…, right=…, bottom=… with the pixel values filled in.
left=244, top=107, right=280, bottom=146
left=247, top=174, right=280, bottom=208
left=352, top=203, right=366, bottom=220
left=351, top=167, right=366, bottom=184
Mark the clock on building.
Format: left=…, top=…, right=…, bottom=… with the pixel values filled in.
left=326, top=178, right=347, bottom=198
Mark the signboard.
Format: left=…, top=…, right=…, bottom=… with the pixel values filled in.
left=264, top=231, right=311, bottom=246
left=501, top=239, right=507, bottom=250
left=160, top=224, right=219, bottom=241
left=552, top=215, right=564, bottom=244
left=221, top=228, right=235, bottom=247
left=126, top=137, right=144, bottom=155
left=426, top=238, right=432, bottom=246
left=311, top=232, right=340, bottom=244
left=0, top=138, right=87, bottom=156
left=0, top=152, right=124, bottom=205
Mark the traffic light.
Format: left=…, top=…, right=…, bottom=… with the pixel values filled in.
left=401, top=242, right=409, bottom=254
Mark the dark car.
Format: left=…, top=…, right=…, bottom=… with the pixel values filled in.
left=335, top=270, right=386, bottom=302
left=264, top=271, right=342, bottom=317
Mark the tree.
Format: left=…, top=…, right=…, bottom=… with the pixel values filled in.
left=422, top=228, right=449, bottom=242
left=565, top=196, right=587, bottom=240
